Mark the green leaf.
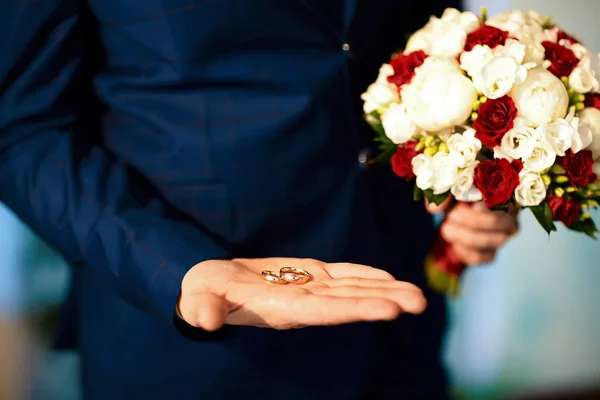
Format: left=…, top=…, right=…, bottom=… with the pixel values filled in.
left=364, top=111, right=397, bottom=165
left=423, top=189, right=450, bottom=206
left=490, top=203, right=510, bottom=213
left=568, top=218, right=599, bottom=239
left=529, top=202, right=557, bottom=234
left=413, top=185, right=424, bottom=201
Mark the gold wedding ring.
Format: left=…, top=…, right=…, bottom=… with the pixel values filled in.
left=261, top=270, right=288, bottom=285
left=260, top=267, right=311, bottom=285
left=279, top=267, right=310, bottom=284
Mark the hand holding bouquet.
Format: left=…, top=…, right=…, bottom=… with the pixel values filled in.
left=362, top=7, right=600, bottom=294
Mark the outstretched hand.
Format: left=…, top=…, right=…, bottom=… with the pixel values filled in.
left=178, top=258, right=427, bottom=331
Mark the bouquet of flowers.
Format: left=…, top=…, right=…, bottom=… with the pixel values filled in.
left=362, top=7, right=600, bottom=295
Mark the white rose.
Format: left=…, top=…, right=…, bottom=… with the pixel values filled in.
left=402, top=66, right=477, bottom=132
left=538, top=108, right=580, bottom=156
left=495, top=39, right=527, bottom=65
left=493, top=146, right=513, bottom=161
left=521, top=37, right=546, bottom=67
left=594, top=161, right=600, bottom=177
left=523, top=139, right=557, bottom=172
left=380, top=102, right=419, bottom=144
left=569, top=57, right=600, bottom=94
left=451, top=163, right=483, bottom=202
left=500, top=117, right=539, bottom=159
left=565, top=42, right=591, bottom=60
left=571, top=123, right=593, bottom=154
left=510, top=68, right=569, bottom=126
left=446, top=128, right=482, bottom=167
left=591, top=53, right=600, bottom=93
left=579, top=107, right=600, bottom=158
left=412, top=154, right=434, bottom=190
left=430, top=151, right=460, bottom=194
left=526, top=10, right=546, bottom=25
left=361, top=64, right=398, bottom=114
left=460, top=45, right=494, bottom=77
left=514, top=170, right=547, bottom=207
left=474, top=56, right=528, bottom=99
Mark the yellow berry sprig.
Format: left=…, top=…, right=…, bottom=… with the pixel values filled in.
left=560, top=76, right=586, bottom=111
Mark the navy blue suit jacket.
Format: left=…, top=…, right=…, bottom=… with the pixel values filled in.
left=1, top=0, right=459, bottom=398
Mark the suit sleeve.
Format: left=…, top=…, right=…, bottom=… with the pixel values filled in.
left=0, top=1, right=230, bottom=323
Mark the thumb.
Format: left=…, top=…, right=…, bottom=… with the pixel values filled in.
left=179, top=291, right=229, bottom=331
left=425, top=197, right=455, bottom=215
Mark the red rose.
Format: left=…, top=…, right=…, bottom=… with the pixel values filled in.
left=391, top=141, right=421, bottom=180
left=512, top=159, right=524, bottom=173
left=547, top=195, right=582, bottom=227
left=473, top=95, right=518, bottom=148
left=464, top=25, right=509, bottom=52
left=474, top=159, right=521, bottom=207
left=387, top=50, right=428, bottom=89
left=541, top=41, right=580, bottom=77
left=560, top=150, right=598, bottom=188
left=585, top=93, right=600, bottom=110
left=557, top=30, right=579, bottom=44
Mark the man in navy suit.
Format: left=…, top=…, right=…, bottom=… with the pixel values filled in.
left=0, top=0, right=517, bottom=398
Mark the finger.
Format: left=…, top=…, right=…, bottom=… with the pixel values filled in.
left=453, top=245, right=496, bottom=266
left=180, top=291, right=229, bottom=331
left=425, top=197, right=455, bottom=214
left=325, top=277, right=421, bottom=291
left=325, top=263, right=396, bottom=281
left=440, top=222, right=509, bottom=250
left=321, top=286, right=426, bottom=314
left=292, top=295, right=407, bottom=326
left=446, top=204, right=517, bottom=233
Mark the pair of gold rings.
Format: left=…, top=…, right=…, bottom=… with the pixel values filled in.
left=261, top=267, right=310, bottom=285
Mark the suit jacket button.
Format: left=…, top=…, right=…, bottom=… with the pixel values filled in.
left=358, top=148, right=372, bottom=169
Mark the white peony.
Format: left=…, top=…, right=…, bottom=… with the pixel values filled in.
left=439, top=8, right=481, bottom=33
left=510, top=68, right=569, bottom=127
left=569, top=56, right=600, bottom=94
left=430, top=151, right=460, bottom=194
left=451, top=163, right=483, bottom=202
left=402, top=60, right=477, bottom=132
left=538, top=108, right=580, bottom=156
left=412, top=154, right=434, bottom=191
left=523, top=139, right=557, bottom=172
left=578, top=107, right=600, bottom=159
left=474, top=56, right=529, bottom=99
left=380, top=102, right=419, bottom=144
left=500, top=117, right=539, bottom=160
left=514, top=170, right=547, bottom=206
left=418, top=55, right=463, bottom=74
left=361, top=64, right=399, bottom=114
left=405, top=9, right=480, bottom=58
left=446, top=128, right=482, bottom=168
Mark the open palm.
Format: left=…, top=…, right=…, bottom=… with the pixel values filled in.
left=179, top=258, right=427, bottom=331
